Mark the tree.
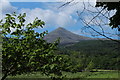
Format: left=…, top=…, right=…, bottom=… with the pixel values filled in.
left=95, top=1, right=120, bottom=48
left=85, top=60, right=94, bottom=71
left=60, top=1, right=120, bottom=44
left=0, top=13, right=68, bottom=80
left=96, top=1, right=120, bottom=30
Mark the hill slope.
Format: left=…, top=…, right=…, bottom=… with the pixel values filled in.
left=44, top=27, right=93, bottom=44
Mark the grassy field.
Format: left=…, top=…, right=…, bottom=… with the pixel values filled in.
left=86, top=71, right=119, bottom=78
left=8, top=70, right=119, bottom=79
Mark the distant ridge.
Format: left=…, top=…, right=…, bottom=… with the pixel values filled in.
left=44, top=27, right=94, bottom=44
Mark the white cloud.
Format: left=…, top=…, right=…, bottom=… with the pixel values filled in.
left=7, top=0, right=96, bottom=2
left=0, top=0, right=97, bottom=29
left=8, top=0, right=61, bottom=2
left=1, top=0, right=17, bottom=14
left=0, top=0, right=78, bottom=31
left=19, top=8, right=77, bottom=28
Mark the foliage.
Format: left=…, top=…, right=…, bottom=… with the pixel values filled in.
left=58, top=40, right=120, bottom=71
left=85, top=60, right=94, bottom=71
left=0, top=13, right=69, bottom=80
left=95, top=1, right=120, bottom=30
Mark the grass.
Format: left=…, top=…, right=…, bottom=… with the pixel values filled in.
left=8, top=70, right=119, bottom=79
left=86, top=71, right=119, bottom=78
left=63, top=71, right=119, bottom=78
left=8, top=72, right=48, bottom=78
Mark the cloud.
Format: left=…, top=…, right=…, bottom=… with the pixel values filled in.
left=1, top=0, right=96, bottom=29
left=1, top=0, right=17, bottom=14
left=7, top=0, right=96, bottom=2
left=0, top=0, right=17, bottom=20
left=19, top=8, right=77, bottom=28
left=7, top=0, right=61, bottom=2
left=76, top=1, right=117, bottom=39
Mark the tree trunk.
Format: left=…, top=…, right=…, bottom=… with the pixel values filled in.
left=1, top=73, right=8, bottom=80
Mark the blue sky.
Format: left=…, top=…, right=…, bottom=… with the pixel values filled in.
left=1, top=0, right=119, bottom=39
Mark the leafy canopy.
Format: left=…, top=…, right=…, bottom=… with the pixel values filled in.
left=0, top=12, right=68, bottom=80
left=96, top=1, right=120, bottom=30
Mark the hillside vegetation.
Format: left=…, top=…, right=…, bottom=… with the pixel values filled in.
left=57, top=40, right=120, bottom=71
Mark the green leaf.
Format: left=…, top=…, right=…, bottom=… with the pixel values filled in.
left=1, top=13, right=68, bottom=80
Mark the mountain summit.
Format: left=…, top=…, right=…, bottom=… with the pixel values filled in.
left=44, top=27, right=93, bottom=44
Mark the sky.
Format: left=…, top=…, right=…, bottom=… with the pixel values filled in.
left=0, top=0, right=119, bottom=39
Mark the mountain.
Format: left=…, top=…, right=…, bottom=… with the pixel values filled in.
left=44, top=27, right=94, bottom=44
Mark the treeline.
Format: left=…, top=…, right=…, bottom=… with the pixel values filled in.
left=56, top=40, right=120, bottom=72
